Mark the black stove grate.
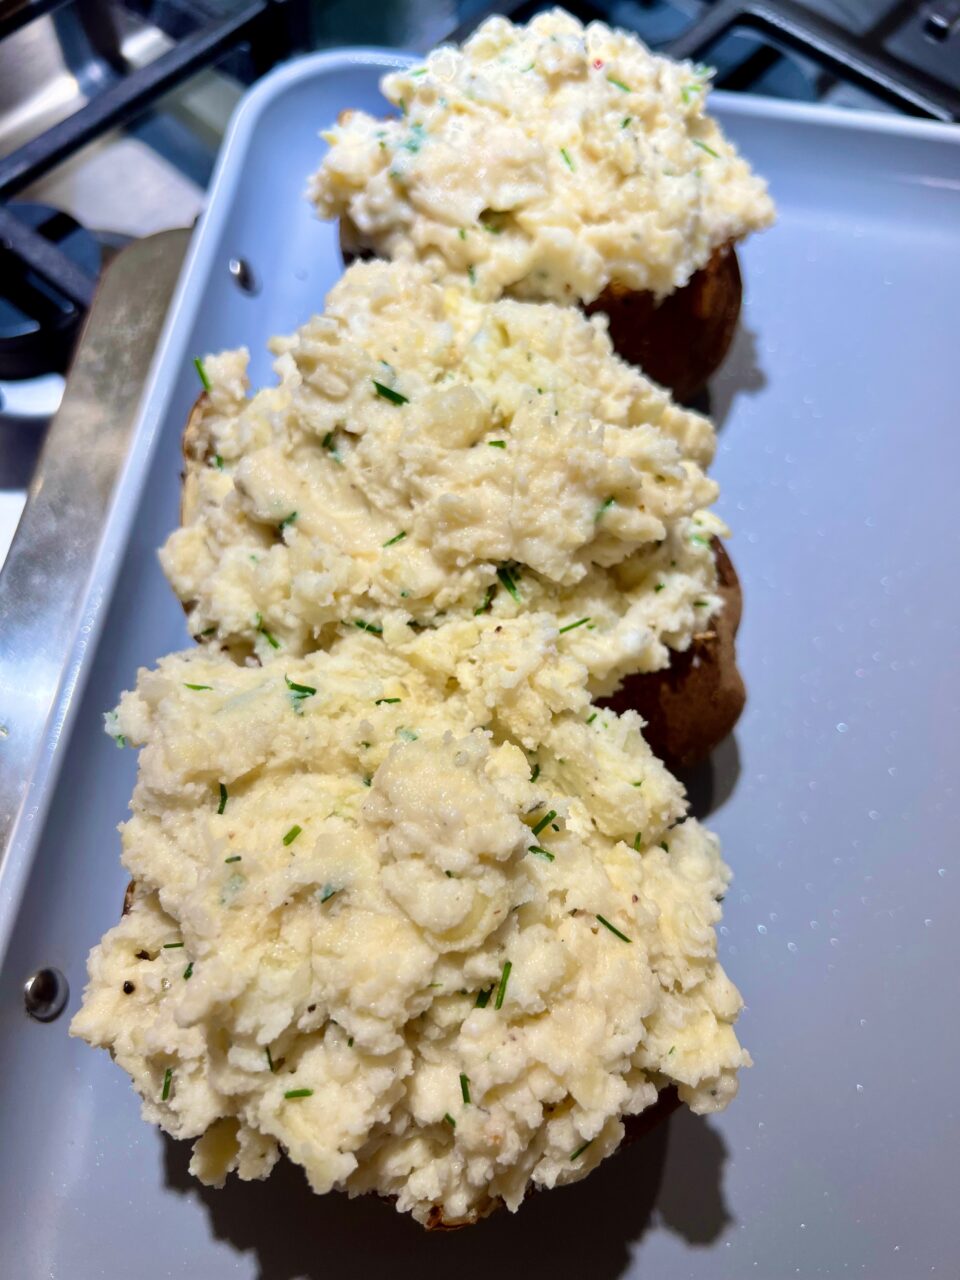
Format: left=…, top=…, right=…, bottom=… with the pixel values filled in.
left=0, top=0, right=308, bottom=367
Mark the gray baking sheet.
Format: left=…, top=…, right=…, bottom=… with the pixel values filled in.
left=1, top=49, right=958, bottom=1279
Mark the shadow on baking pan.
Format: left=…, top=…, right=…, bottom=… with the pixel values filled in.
left=699, top=323, right=767, bottom=431
left=677, top=733, right=742, bottom=823
left=163, top=1106, right=732, bottom=1278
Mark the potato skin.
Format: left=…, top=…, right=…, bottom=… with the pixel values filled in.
left=584, top=245, right=742, bottom=404
left=600, top=540, right=745, bottom=770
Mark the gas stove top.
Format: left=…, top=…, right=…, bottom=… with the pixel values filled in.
left=0, top=0, right=958, bottom=563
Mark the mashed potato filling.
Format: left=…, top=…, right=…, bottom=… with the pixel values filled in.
left=71, top=619, right=748, bottom=1224
left=162, top=261, right=725, bottom=693
left=310, top=10, right=774, bottom=304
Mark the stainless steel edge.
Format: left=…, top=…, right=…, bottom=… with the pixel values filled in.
left=0, top=228, right=190, bottom=886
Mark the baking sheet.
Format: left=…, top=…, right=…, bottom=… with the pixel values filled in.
left=1, top=49, right=958, bottom=1279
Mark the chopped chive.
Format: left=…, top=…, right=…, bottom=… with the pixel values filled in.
left=690, top=533, right=711, bottom=546
left=621, top=116, right=632, bottom=128
left=693, top=139, right=720, bottom=159
left=681, top=84, right=702, bottom=104
left=396, top=727, right=418, bottom=741
left=694, top=600, right=710, bottom=607
left=596, top=914, right=632, bottom=943
left=213, top=455, right=224, bottom=470
left=460, top=1073, right=471, bottom=1104
left=183, top=962, right=194, bottom=980
left=373, top=380, right=408, bottom=405
left=474, top=584, right=496, bottom=615
left=475, top=987, right=492, bottom=1009
left=668, top=1045, right=676, bottom=1056
left=199, top=626, right=216, bottom=636
left=362, top=774, right=372, bottom=787
left=468, top=265, right=476, bottom=285
left=530, top=763, right=540, bottom=783
left=161, top=1067, right=173, bottom=1101
left=481, top=221, right=502, bottom=235
left=654, top=582, right=665, bottom=593
left=607, top=75, right=630, bottom=92
left=443, top=1113, right=456, bottom=1129
left=184, top=683, right=212, bottom=691
left=217, top=783, right=228, bottom=814
left=528, top=846, right=555, bottom=861
left=587, top=713, right=597, bottom=724
left=284, top=674, right=317, bottom=715
left=410, top=67, right=427, bottom=77
left=570, top=1138, right=594, bottom=1161
left=458, top=227, right=467, bottom=240
left=266, top=1046, right=276, bottom=1073
left=224, top=855, right=242, bottom=864
left=382, top=531, right=407, bottom=547
left=163, top=942, right=184, bottom=949
left=375, top=697, right=401, bottom=705
left=255, top=612, right=280, bottom=649
left=495, top=959, right=512, bottom=1010
left=279, top=512, right=298, bottom=532
left=321, top=431, right=343, bottom=465
left=193, top=356, right=211, bottom=391
left=284, top=1088, right=313, bottom=1099
left=633, top=833, right=643, bottom=852
left=560, top=147, right=574, bottom=171
left=320, top=884, right=338, bottom=903
left=283, top=824, right=302, bottom=846
left=487, top=440, right=506, bottom=448
left=354, top=619, right=383, bottom=635
left=496, top=565, right=521, bottom=603
left=559, top=617, right=590, bottom=634
left=348, top=1037, right=354, bottom=1047
left=631, top=780, right=643, bottom=789
left=660, top=841, right=670, bottom=852
left=595, top=496, right=615, bottom=521
left=531, top=810, right=557, bottom=838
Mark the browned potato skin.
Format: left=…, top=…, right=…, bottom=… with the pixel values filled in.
left=600, top=539, right=744, bottom=770
left=584, top=245, right=743, bottom=404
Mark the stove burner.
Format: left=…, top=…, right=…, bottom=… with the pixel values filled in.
left=0, top=203, right=101, bottom=380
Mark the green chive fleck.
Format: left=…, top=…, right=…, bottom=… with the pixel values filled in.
left=596, top=914, right=632, bottom=943
left=199, top=626, right=216, bottom=636
left=161, top=1067, right=173, bottom=1101
left=255, top=612, right=280, bottom=649
left=528, top=846, right=555, bottom=862
left=587, top=713, right=597, bottom=724
left=631, top=780, right=643, bottom=789
left=184, top=683, right=212, bottom=691
left=375, top=697, right=401, bottom=705
left=495, top=959, right=512, bottom=1010
left=530, top=763, right=541, bottom=783
left=621, top=116, right=632, bottom=128
left=163, top=942, right=184, bottom=949
left=225, top=855, right=241, bottom=864
left=373, top=380, right=408, bottom=405
left=266, top=1046, right=276, bottom=1072
left=633, top=833, right=643, bottom=852
left=693, top=139, right=720, bottom=159
left=690, top=533, right=711, bottom=546
left=660, top=841, right=670, bottom=852
left=474, top=584, right=496, bottom=615
left=531, top=810, right=557, bottom=838
left=183, top=962, right=194, bottom=980
left=283, top=824, right=302, bottom=846
left=681, top=84, right=702, bottom=104
left=193, top=356, right=211, bottom=391
left=607, top=75, right=630, bottom=92
left=560, top=147, right=574, bottom=171
left=354, top=619, right=383, bottom=635
left=468, top=265, right=476, bottom=285
left=279, top=512, right=298, bottom=532
left=595, top=496, right=615, bottom=522
left=213, top=455, right=224, bottom=470
left=460, top=1073, right=471, bottom=1104
left=654, top=582, right=665, bottom=593
left=320, top=885, right=338, bottom=903
left=217, top=783, right=228, bottom=814
left=475, top=987, right=492, bottom=1009
left=488, top=440, right=506, bottom=448
left=458, top=228, right=466, bottom=240
left=285, top=674, right=317, bottom=714
left=443, top=1113, right=456, bottom=1129
left=284, top=1088, right=313, bottom=1099
left=382, top=531, right=407, bottom=547
left=496, top=565, right=521, bottom=603
left=559, top=617, right=590, bottom=634
left=570, top=1138, right=594, bottom=1161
